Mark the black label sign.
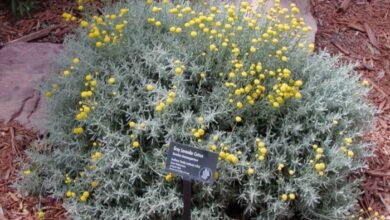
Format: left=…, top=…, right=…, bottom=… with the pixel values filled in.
left=165, top=142, right=218, bottom=183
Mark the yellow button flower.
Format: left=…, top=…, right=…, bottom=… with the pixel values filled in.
left=190, top=31, right=198, bottom=38
left=246, top=167, right=255, bottom=175
left=37, top=211, right=45, bottom=219
left=175, top=67, right=183, bottom=75
left=108, top=77, right=116, bottom=84
left=63, top=70, right=70, bottom=77
left=96, top=41, right=103, bottom=48
left=146, top=84, right=154, bottom=92
left=132, top=141, right=140, bottom=148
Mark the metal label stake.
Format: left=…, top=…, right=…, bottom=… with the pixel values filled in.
left=183, top=178, right=192, bottom=220
left=165, top=142, right=218, bottom=220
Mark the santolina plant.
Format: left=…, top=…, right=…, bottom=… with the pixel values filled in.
left=18, top=0, right=375, bottom=219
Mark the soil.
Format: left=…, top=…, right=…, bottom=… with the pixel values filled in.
left=0, top=0, right=102, bottom=45
left=0, top=121, right=66, bottom=220
left=0, top=0, right=73, bottom=44
left=311, top=0, right=390, bottom=217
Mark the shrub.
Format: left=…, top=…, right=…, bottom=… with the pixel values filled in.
left=17, top=0, right=375, bottom=219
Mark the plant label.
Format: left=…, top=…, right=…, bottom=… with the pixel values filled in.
left=165, top=142, right=218, bottom=183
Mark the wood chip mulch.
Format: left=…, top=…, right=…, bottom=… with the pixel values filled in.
left=311, top=0, right=390, bottom=216
left=0, top=0, right=89, bottom=45
left=0, top=121, right=66, bottom=220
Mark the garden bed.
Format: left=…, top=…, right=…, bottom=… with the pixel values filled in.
left=0, top=0, right=389, bottom=219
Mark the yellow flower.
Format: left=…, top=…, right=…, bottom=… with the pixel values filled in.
left=73, top=127, right=84, bottom=135
left=308, top=43, right=315, bottom=51
left=152, top=7, right=161, bottom=13
left=213, top=171, right=219, bottom=180
left=128, top=121, right=136, bottom=128
left=226, top=154, right=239, bottom=165
left=63, top=70, right=70, bottom=77
left=277, top=163, right=285, bottom=171
left=91, top=180, right=98, bottom=188
left=165, top=173, right=174, bottom=182
left=289, top=193, right=296, bottom=200
left=361, top=80, right=369, bottom=87
left=37, top=210, right=45, bottom=219
left=85, top=74, right=93, bottom=81
left=80, top=20, right=88, bottom=28
left=96, top=41, right=103, bottom=48
left=155, top=21, right=162, bottom=27
left=90, top=80, right=97, bottom=87
left=209, top=44, right=217, bottom=51
left=82, top=191, right=89, bottom=198
left=66, top=191, right=76, bottom=198
left=291, top=7, right=300, bottom=14
left=294, top=80, right=303, bottom=87
left=155, top=102, right=165, bottom=112
left=315, top=162, right=325, bottom=172
left=80, top=195, right=87, bottom=202
left=146, top=84, right=154, bottom=92
left=132, top=141, right=140, bottom=148
left=81, top=91, right=93, bottom=98
left=45, top=91, right=52, bottom=97
left=344, top=137, right=352, bottom=145
left=115, top=24, right=124, bottom=32
left=75, top=112, right=88, bottom=121
left=23, top=169, right=31, bottom=176
left=209, top=144, right=217, bottom=151
left=108, top=77, right=116, bottom=84
left=246, top=167, right=255, bottom=175
left=91, top=152, right=102, bottom=160
left=347, top=150, right=354, bottom=158
left=190, top=31, right=198, bottom=38
left=175, top=27, right=182, bottom=33
left=175, top=67, right=183, bottom=75
left=110, top=14, right=116, bottom=20
left=281, top=194, right=288, bottom=201
left=259, top=148, right=267, bottom=155
left=235, top=116, right=242, bottom=123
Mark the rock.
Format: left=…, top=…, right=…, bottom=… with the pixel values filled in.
left=0, top=42, right=63, bottom=131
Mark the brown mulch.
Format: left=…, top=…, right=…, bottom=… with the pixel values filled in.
left=0, top=121, right=66, bottom=220
left=311, top=0, right=390, bottom=216
left=0, top=0, right=80, bottom=45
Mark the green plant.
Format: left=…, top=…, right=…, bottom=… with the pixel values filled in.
left=7, top=0, right=40, bottom=18
left=17, top=0, right=375, bottom=219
